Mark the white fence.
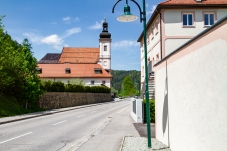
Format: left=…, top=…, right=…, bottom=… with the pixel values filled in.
left=130, top=98, right=143, bottom=123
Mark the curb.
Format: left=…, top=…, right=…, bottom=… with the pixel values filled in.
left=119, top=136, right=126, bottom=151
left=0, top=100, right=124, bottom=125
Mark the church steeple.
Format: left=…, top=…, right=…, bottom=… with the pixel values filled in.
left=100, top=18, right=111, bottom=39
left=99, top=18, right=111, bottom=74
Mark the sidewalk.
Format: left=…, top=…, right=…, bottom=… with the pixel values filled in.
left=76, top=107, right=171, bottom=151
left=0, top=100, right=121, bottom=125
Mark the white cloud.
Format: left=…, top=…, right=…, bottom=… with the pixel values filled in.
left=63, top=27, right=81, bottom=38
left=75, top=17, right=79, bottom=21
left=62, top=16, right=80, bottom=24
left=63, top=17, right=71, bottom=21
left=23, top=27, right=81, bottom=50
left=112, top=40, right=139, bottom=47
left=41, top=34, right=63, bottom=45
left=147, top=5, right=156, bottom=15
left=23, top=32, right=42, bottom=44
left=89, top=20, right=103, bottom=30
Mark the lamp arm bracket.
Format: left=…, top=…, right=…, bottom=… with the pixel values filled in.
left=130, top=0, right=143, bottom=22
left=112, top=0, right=122, bottom=13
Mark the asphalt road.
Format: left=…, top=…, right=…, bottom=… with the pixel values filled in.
left=0, top=100, right=129, bottom=151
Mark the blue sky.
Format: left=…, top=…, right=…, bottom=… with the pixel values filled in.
left=0, top=0, right=163, bottom=71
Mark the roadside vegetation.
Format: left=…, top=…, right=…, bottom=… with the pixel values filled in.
left=0, top=16, right=44, bottom=117
left=111, top=70, right=140, bottom=97
left=143, top=99, right=155, bottom=123
left=40, top=80, right=111, bottom=93
left=120, top=76, right=137, bottom=97
left=0, top=94, right=45, bottom=118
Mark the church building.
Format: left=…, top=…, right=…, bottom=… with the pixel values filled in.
left=37, top=19, right=112, bottom=88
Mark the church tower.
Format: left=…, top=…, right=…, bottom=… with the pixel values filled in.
left=99, top=18, right=111, bottom=74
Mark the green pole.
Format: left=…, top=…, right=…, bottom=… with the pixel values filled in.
left=142, top=0, right=152, bottom=148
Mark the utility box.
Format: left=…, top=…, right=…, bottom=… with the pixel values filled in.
left=130, top=98, right=143, bottom=123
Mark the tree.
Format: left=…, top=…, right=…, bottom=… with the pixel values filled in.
left=121, top=76, right=137, bottom=97
left=0, top=16, right=43, bottom=107
left=111, top=70, right=141, bottom=92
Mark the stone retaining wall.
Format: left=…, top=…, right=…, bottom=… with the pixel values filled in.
left=39, top=92, right=111, bottom=109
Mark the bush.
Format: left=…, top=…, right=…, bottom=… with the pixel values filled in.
left=90, top=86, right=111, bottom=93
left=40, top=80, right=53, bottom=92
left=75, top=85, right=85, bottom=92
left=50, top=81, right=65, bottom=92
left=143, top=99, right=155, bottom=123
left=85, top=86, right=92, bottom=92
left=41, top=81, right=110, bottom=93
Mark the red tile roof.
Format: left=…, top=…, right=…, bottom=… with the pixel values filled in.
left=160, top=0, right=227, bottom=5
left=58, top=47, right=100, bottom=64
left=37, top=64, right=112, bottom=78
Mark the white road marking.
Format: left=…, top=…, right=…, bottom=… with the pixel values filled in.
left=91, top=111, right=96, bottom=113
left=77, top=114, right=85, bottom=117
left=52, top=120, right=67, bottom=126
left=0, top=132, right=33, bottom=144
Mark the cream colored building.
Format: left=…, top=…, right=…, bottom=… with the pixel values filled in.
left=138, top=0, right=227, bottom=98
left=138, top=0, right=227, bottom=150
left=154, top=14, right=227, bottom=151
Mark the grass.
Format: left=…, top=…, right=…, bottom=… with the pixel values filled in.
left=0, top=94, right=45, bottom=118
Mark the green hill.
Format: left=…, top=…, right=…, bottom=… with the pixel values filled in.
left=111, top=70, right=141, bottom=93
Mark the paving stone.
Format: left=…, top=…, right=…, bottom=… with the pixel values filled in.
left=121, top=137, right=172, bottom=151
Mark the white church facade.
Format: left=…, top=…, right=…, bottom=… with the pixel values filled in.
left=37, top=19, right=112, bottom=88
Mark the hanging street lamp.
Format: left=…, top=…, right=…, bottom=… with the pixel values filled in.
left=112, top=0, right=152, bottom=148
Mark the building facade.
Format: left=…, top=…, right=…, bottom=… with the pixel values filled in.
left=138, top=0, right=227, bottom=98
left=37, top=19, right=112, bottom=87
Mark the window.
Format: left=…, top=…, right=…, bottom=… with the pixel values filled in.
left=204, top=13, right=215, bottom=26
left=91, top=80, right=95, bottom=85
left=104, top=61, right=107, bottom=66
left=36, top=68, right=42, bottom=74
left=142, top=66, right=144, bottom=77
left=65, top=68, right=71, bottom=74
left=147, top=30, right=150, bottom=43
left=151, top=28, right=154, bottom=40
left=94, top=68, right=102, bottom=74
left=155, top=20, right=159, bottom=34
left=102, top=81, right=106, bottom=85
left=156, top=54, right=159, bottom=61
left=182, top=13, right=194, bottom=26
left=104, top=45, right=107, bottom=51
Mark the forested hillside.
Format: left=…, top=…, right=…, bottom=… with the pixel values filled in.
left=111, top=70, right=140, bottom=92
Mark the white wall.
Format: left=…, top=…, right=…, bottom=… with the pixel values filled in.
left=165, top=39, right=190, bottom=56
left=155, top=38, right=227, bottom=151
